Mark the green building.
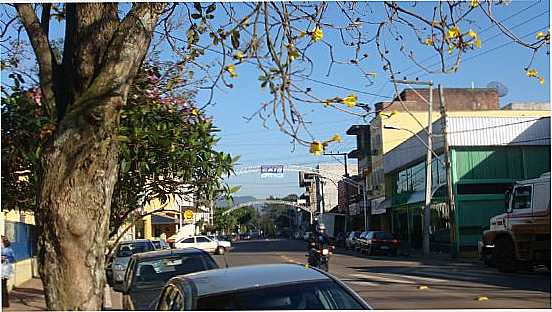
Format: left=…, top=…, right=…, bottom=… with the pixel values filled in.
left=384, top=116, right=550, bottom=255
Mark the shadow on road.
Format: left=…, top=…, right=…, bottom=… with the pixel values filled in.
left=348, top=264, right=551, bottom=293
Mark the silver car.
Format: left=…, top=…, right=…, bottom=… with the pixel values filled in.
left=156, top=263, right=372, bottom=310
left=110, top=239, right=155, bottom=287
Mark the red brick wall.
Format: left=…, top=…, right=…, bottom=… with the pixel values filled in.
left=375, top=88, right=499, bottom=112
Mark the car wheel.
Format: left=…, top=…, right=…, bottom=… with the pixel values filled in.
left=217, top=246, right=225, bottom=255
left=494, top=237, right=517, bottom=273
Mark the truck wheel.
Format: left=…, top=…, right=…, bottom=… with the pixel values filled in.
left=217, top=246, right=225, bottom=255
left=494, top=237, right=517, bottom=273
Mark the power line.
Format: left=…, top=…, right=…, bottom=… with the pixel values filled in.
left=398, top=1, right=543, bottom=75
left=408, top=14, right=549, bottom=78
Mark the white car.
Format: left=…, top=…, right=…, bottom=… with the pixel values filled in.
left=175, top=235, right=231, bottom=255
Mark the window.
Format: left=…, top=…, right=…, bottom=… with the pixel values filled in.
left=512, top=185, right=532, bottom=210
left=133, top=255, right=218, bottom=288
left=195, top=280, right=363, bottom=310
left=180, top=238, right=194, bottom=244
left=196, top=237, right=210, bottom=243
left=116, top=242, right=153, bottom=257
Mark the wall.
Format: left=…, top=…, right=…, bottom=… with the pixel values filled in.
left=1, top=211, right=38, bottom=290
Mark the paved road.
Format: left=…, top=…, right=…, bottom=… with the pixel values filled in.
left=213, top=239, right=551, bottom=309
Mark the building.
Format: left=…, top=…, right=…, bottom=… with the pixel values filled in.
left=298, top=163, right=346, bottom=214
left=0, top=210, right=39, bottom=291
left=384, top=115, right=550, bottom=255
left=502, top=102, right=550, bottom=111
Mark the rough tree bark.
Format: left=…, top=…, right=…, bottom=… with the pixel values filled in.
left=15, top=3, right=166, bottom=310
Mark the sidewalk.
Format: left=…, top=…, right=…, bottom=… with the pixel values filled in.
left=4, top=278, right=46, bottom=311
left=3, top=279, right=121, bottom=311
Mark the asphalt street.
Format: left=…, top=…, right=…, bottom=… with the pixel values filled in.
left=212, top=239, right=551, bottom=309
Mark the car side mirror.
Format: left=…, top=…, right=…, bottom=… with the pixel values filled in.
left=504, top=190, right=512, bottom=213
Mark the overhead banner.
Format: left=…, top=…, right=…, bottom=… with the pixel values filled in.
left=261, top=165, right=284, bottom=178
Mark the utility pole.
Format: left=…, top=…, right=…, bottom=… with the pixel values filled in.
left=439, top=85, right=456, bottom=256
left=423, top=83, right=433, bottom=256
left=390, top=79, right=433, bottom=256
left=322, top=152, right=349, bottom=176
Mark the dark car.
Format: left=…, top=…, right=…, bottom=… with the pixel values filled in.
left=156, top=263, right=372, bottom=310
left=109, top=239, right=156, bottom=287
left=360, top=231, right=400, bottom=256
left=117, top=248, right=219, bottom=310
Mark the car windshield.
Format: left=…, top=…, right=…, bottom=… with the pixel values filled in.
left=116, top=242, right=153, bottom=257
left=134, top=255, right=218, bottom=288
left=195, top=280, right=364, bottom=310
left=374, top=232, right=394, bottom=240
left=353, top=232, right=360, bottom=238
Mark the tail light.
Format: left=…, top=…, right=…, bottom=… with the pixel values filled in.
left=371, top=238, right=381, bottom=243
left=392, top=239, right=400, bottom=245
left=329, top=246, right=334, bottom=252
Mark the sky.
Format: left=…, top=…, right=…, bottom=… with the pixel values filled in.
left=1, top=1, right=550, bottom=200
left=200, top=1, right=551, bottom=199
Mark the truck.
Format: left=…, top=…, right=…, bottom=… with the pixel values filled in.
left=317, top=213, right=346, bottom=239
left=479, top=172, right=550, bottom=273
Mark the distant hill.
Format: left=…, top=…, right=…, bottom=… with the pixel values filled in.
left=216, top=196, right=258, bottom=208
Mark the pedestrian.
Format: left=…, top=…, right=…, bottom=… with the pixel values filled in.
left=2, top=236, right=15, bottom=308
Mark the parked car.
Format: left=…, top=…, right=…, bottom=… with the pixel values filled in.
left=109, top=239, right=156, bottom=288
left=345, top=231, right=361, bottom=250
left=150, top=238, right=171, bottom=250
left=156, top=263, right=372, bottom=310
left=175, top=235, right=231, bottom=255
left=117, top=248, right=219, bottom=310
left=355, top=231, right=372, bottom=252
left=360, top=231, right=400, bottom=256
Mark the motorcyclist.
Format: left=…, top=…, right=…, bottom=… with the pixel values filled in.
left=308, top=223, right=331, bottom=268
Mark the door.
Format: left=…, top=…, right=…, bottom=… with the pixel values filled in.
left=177, top=237, right=195, bottom=249
left=509, top=184, right=534, bottom=259
left=196, top=236, right=217, bottom=252
left=531, top=182, right=550, bottom=239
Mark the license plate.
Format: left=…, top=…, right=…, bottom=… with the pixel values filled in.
left=380, top=246, right=390, bottom=250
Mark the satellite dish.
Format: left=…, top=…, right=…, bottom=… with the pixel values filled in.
left=487, top=81, right=508, bottom=97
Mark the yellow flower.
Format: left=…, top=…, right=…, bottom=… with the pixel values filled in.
left=468, top=29, right=478, bottom=39
left=341, top=94, right=357, bottom=108
left=448, top=45, right=454, bottom=55
left=424, top=38, right=433, bottom=46
left=526, top=69, right=538, bottom=77
left=536, top=31, right=545, bottom=40
left=474, top=38, right=481, bottom=48
left=330, top=134, right=342, bottom=143
left=233, top=51, right=244, bottom=62
left=309, top=141, right=325, bottom=155
left=191, top=108, right=200, bottom=116
left=447, top=26, right=461, bottom=39
left=539, top=76, right=545, bottom=85
left=311, top=27, right=323, bottom=42
left=470, top=0, right=480, bottom=8
left=287, top=44, right=300, bottom=61
left=225, top=64, right=237, bottom=78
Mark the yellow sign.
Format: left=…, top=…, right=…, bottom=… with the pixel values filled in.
left=184, top=210, right=194, bottom=220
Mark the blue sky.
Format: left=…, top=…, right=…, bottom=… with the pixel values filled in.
left=200, top=1, right=551, bottom=199
left=2, top=1, right=550, bottom=200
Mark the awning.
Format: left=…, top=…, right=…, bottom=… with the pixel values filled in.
left=152, top=214, right=178, bottom=225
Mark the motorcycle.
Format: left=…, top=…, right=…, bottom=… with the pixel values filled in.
left=307, top=245, right=334, bottom=272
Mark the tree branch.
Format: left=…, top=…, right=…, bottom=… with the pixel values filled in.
left=15, top=3, right=57, bottom=118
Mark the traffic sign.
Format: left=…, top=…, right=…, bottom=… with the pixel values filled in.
left=183, top=210, right=194, bottom=220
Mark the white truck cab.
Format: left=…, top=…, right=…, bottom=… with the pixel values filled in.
left=480, top=172, right=550, bottom=272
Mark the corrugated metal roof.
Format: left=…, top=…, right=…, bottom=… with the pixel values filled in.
left=384, top=116, right=550, bottom=174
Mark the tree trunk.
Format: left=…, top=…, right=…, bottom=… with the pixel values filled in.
left=37, top=94, right=122, bottom=310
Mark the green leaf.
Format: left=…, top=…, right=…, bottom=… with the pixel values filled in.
left=231, top=30, right=240, bottom=50
left=191, top=13, right=202, bottom=19
left=229, top=185, right=241, bottom=194
left=193, top=2, right=202, bottom=13
left=206, top=3, right=216, bottom=14
left=206, top=14, right=214, bottom=20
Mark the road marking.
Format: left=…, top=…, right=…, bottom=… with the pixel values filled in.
left=350, top=273, right=415, bottom=284
left=397, top=274, right=449, bottom=283
left=416, top=270, right=480, bottom=281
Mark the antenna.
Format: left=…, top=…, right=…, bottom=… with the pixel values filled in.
left=486, top=81, right=509, bottom=97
